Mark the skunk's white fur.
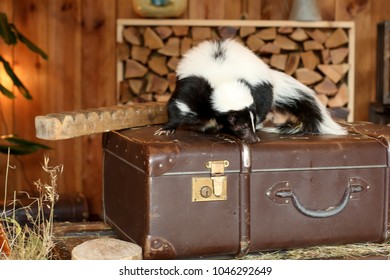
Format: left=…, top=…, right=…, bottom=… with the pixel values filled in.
left=177, top=39, right=269, bottom=90
left=211, top=81, right=254, bottom=112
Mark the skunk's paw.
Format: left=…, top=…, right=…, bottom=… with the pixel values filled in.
left=154, top=128, right=176, bottom=136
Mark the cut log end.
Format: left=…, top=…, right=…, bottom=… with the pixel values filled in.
left=71, top=238, right=142, bottom=260
left=295, top=68, right=323, bottom=85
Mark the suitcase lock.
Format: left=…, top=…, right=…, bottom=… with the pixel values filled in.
left=192, top=160, right=229, bottom=202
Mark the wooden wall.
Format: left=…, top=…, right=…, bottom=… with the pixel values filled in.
left=0, top=0, right=389, bottom=217
left=0, top=0, right=116, bottom=216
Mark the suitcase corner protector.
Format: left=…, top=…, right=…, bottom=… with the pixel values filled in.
left=144, top=235, right=177, bottom=259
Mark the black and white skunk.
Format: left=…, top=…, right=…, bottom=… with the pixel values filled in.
left=155, top=39, right=346, bottom=143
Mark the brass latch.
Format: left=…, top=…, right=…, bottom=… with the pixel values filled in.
left=192, top=160, right=229, bottom=202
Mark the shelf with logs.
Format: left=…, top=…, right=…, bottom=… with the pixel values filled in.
left=117, top=20, right=355, bottom=122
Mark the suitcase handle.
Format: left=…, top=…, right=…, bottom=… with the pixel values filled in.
left=274, top=184, right=363, bottom=218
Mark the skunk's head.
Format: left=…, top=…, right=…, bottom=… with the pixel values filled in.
left=222, top=108, right=260, bottom=144
left=212, top=81, right=259, bottom=143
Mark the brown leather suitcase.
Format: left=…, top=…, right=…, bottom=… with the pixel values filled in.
left=102, top=123, right=390, bottom=259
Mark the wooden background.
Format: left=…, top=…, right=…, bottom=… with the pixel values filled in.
left=0, top=0, right=389, bottom=217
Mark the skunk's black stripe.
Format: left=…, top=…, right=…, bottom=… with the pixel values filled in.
left=239, top=80, right=273, bottom=124
left=274, top=90, right=323, bottom=134
left=212, top=41, right=227, bottom=61
left=173, top=76, right=215, bottom=119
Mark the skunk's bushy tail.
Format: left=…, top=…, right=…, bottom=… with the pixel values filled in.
left=268, top=70, right=347, bottom=135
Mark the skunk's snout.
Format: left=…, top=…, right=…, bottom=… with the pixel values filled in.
left=233, top=127, right=259, bottom=144
left=241, top=132, right=260, bottom=144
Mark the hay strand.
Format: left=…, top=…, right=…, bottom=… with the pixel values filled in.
left=243, top=237, right=390, bottom=260
left=1, top=154, right=63, bottom=260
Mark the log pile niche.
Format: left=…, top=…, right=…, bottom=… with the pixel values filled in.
left=117, top=20, right=355, bottom=121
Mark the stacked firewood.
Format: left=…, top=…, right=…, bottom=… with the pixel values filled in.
left=118, top=24, right=351, bottom=109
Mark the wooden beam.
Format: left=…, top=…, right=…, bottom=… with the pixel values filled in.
left=35, top=102, right=168, bottom=140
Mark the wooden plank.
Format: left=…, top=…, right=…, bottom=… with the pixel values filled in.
left=225, top=0, right=242, bottom=19
left=260, top=0, right=292, bottom=20
left=11, top=0, right=50, bottom=192
left=0, top=0, right=15, bottom=200
left=245, top=0, right=262, bottom=19
left=188, top=0, right=207, bottom=19
left=117, top=0, right=140, bottom=19
left=116, top=19, right=355, bottom=29
left=371, top=0, right=390, bottom=108
left=336, top=0, right=370, bottom=121
left=316, top=0, right=336, bottom=21
left=47, top=0, right=82, bottom=114
left=35, top=103, right=168, bottom=140
left=46, top=0, right=83, bottom=195
left=0, top=0, right=15, bottom=136
left=81, top=0, right=117, bottom=215
left=345, top=23, right=355, bottom=123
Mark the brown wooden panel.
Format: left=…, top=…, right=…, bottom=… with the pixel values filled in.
left=81, top=0, right=116, bottom=215
left=317, top=0, right=336, bottom=21
left=0, top=0, right=14, bottom=136
left=46, top=0, right=83, bottom=195
left=117, top=0, right=140, bottom=19
left=371, top=0, right=390, bottom=108
left=0, top=0, right=15, bottom=199
left=336, top=0, right=372, bottom=121
left=373, top=0, right=390, bottom=24
left=12, top=0, right=50, bottom=192
left=189, top=0, right=236, bottom=19
left=188, top=0, right=206, bottom=19
left=260, top=0, right=292, bottom=20
left=245, top=0, right=262, bottom=19
left=225, top=0, right=242, bottom=19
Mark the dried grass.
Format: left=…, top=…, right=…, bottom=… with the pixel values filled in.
left=0, top=152, right=63, bottom=260
left=243, top=238, right=390, bottom=260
